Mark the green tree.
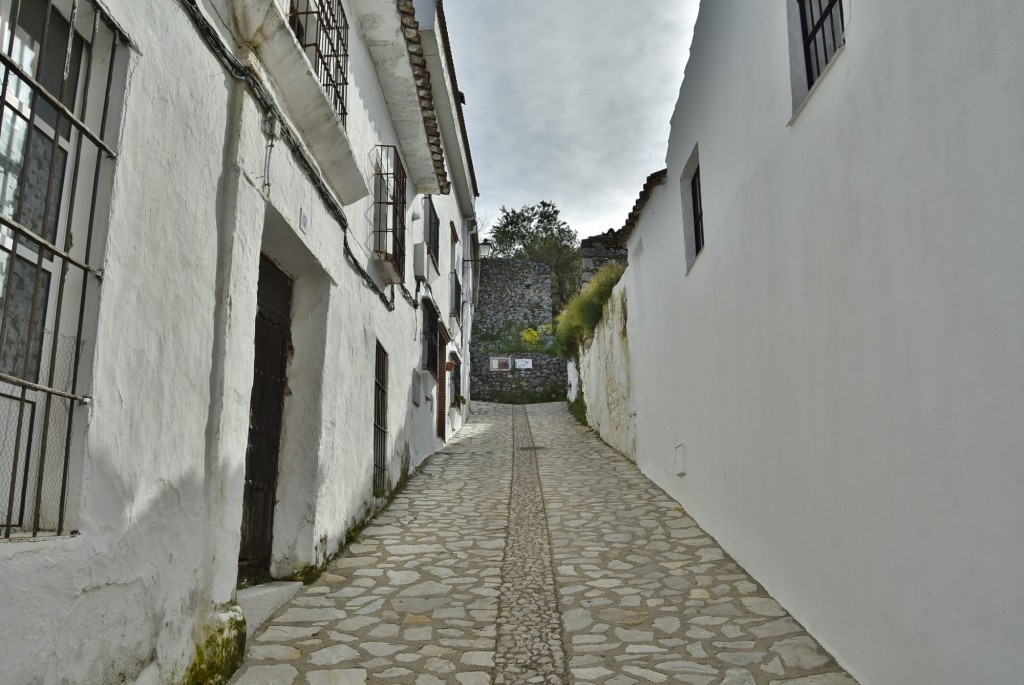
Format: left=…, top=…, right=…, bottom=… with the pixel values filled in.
left=489, top=201, right=581, bottom=315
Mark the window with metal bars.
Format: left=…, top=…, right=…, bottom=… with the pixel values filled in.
left=450, top=359, right=461, bottom=408
left=372, top=341, right=387, bottom=497
left=372, top=145, right=406, bottom=282
left=422, top=299, right=438, bottom=378
left=288, top=0, right=350, bottom=124
left=797, top=0, right=846, bottom=89
left=0, top=0, right=128, bottom=538
left=424, top=196, right=440, bottom=268
left=450, top=270, right=461, bottom=323
left=690, top=166, right=704, bottom=257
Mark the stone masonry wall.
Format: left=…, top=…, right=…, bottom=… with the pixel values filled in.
left=474, top=259, right=552, bottom=337
left=470, top=353, right=567, bottom=404
left=470, top=259, right=566, bottom=402
left=580, top=231, right=627, bottom=289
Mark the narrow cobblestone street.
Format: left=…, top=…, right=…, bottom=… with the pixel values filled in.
left=230, top=403, right=858, bottom=685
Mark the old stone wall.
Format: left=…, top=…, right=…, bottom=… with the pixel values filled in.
left=474, top=259, right=552, bottom=337
left=470, top=259, right=566, bottom=402
left=470, top=353, right=567, bottom=404
left=580, top=232, right=627, bottom=289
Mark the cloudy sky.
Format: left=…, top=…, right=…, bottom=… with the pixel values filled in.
left=442, top=0, right=701, bottom=239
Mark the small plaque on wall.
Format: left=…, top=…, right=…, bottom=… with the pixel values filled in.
left=514, top=358, right=533, bottom=370
left=490, top=357, right=512, bottom=371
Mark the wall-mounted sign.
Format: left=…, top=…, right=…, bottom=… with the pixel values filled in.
left=490, top=357, right=511, bottom=371
left=514, top=358, right=533, bottom=370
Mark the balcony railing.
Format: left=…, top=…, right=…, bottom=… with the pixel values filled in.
left=372, top=145, right=407, bottom=283
left=288, top=0, right=350, bottom=123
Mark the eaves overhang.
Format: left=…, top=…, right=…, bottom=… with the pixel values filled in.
left=351, top=0, right=450, bottom=194
left=232, top=0, right=370, bottom=205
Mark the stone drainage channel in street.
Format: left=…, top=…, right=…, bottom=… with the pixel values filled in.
left=229, top=402, right=858, bottom=685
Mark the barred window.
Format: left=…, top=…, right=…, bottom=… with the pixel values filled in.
left=450, top=359, right=460, bottom=408
left=372, top=341, right=387, bottom=497
left=797, top=0, right=846, bottom=89
left=372, top=145, right=406, bottom=283
left=288, top=0, right=350, bottom=124
left=0, top=0, right=128, bottom=538
left=690, top=165, right=704, bottom=257
left=424, top=196, right=439, bottom=267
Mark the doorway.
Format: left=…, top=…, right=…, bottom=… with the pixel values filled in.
left=238, top=255, right=293, bottom=583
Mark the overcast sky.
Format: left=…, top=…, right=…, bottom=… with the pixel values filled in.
left=442, top=0, right=701, bottom=240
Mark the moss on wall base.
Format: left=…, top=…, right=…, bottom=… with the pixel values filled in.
left=182, top=605, right=246, bottom=685
left=569, top=393, right=588, bottom=426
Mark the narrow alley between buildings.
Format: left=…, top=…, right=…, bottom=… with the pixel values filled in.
left=229, top=403, right=858, bottom=685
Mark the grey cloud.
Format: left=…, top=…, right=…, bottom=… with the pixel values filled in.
left=443, top=0, right=700, bottom=236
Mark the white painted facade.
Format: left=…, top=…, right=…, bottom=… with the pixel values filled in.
left=0, top=0, right=479, bottom=682
left=617, top=2, right=1024, bottom=684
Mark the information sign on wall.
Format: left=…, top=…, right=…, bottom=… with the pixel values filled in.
left=514, top=358, right=533, bottom=370
left=490, top=357, right=511, bottom=371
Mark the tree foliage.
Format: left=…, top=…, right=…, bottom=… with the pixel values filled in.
left=489, top=201, right=580, bottom=315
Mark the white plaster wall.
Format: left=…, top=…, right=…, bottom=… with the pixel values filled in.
left=577, top=281, right=636, bottom=461
left=626, top=2, right=1024, bottom=684
left=0, top=0, right=476, bottom=682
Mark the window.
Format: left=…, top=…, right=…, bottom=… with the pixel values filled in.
left=372, top=145, right=406, bottom=283
left=680, top=147, right=703, bottom=272
left=797, top=0, right=846, bottom=90
left=372, top=341, right=387, bottom=497
left=450, top=359, right=461, bottom=408
left=288, top=0, right=350, bottom=124
left=424, top=196, right=439, bottom=268
left=422, top=299, right=438, bottom=378
left=690, top=166, right=704, bottom=257
left=450, top=270, right=461, bottom=323
left=0, top=0, right=128, bottom=537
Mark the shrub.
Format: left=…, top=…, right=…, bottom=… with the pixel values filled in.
left=554, top=262, right=626, bottom=357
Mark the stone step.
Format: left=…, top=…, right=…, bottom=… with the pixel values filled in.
left=236, top=581, right=303, bottom=638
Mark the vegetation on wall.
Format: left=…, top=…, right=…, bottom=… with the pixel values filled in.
left=489, top=201, right=581, bottom=316
left=555, top=262, right=627, bottom=358
left=474, top=320, right=556, bottom=355
left=568, top=390, right=588, bottom=426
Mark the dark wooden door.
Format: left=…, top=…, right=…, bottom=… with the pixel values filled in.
left=436, top=329, right=449, bottom=439
left=239, top=255, right=293, bottom=583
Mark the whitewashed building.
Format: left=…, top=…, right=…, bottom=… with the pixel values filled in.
left=598, top=1, right=1024, bottom=684
left=0, top=0, right=481, bottom=682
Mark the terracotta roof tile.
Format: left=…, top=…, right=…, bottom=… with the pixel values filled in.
left=616, top=168, right=668, bottom=246
left=397, top=0, right=450, bottom=194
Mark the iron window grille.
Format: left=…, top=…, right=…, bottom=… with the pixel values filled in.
left=372, top=341, right=387, bottom=497
left=372, top=145, right=406, bottom=282
left=424, top=196, right=440, bottom=268
left=450, top=359, right=461, bottom=408
left=0, top=0, right=127, bottom=538
left=422, top=299, right=438, bottom=378
left=797, top=0, right=846, bottom=89
left=691, top=166, right=704, bottom=257
left=288, top=0, right=350, bottom=124
left=450, top=270, right=461, bottom=323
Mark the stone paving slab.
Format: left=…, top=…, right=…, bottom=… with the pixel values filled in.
left=229, top=402, right=858, bottom=685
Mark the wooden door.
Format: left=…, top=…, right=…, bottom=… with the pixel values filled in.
left=238, top=255, right=292, bottom=583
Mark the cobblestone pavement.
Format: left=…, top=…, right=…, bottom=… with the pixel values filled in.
left=230, top=402, right=858, bottom=685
